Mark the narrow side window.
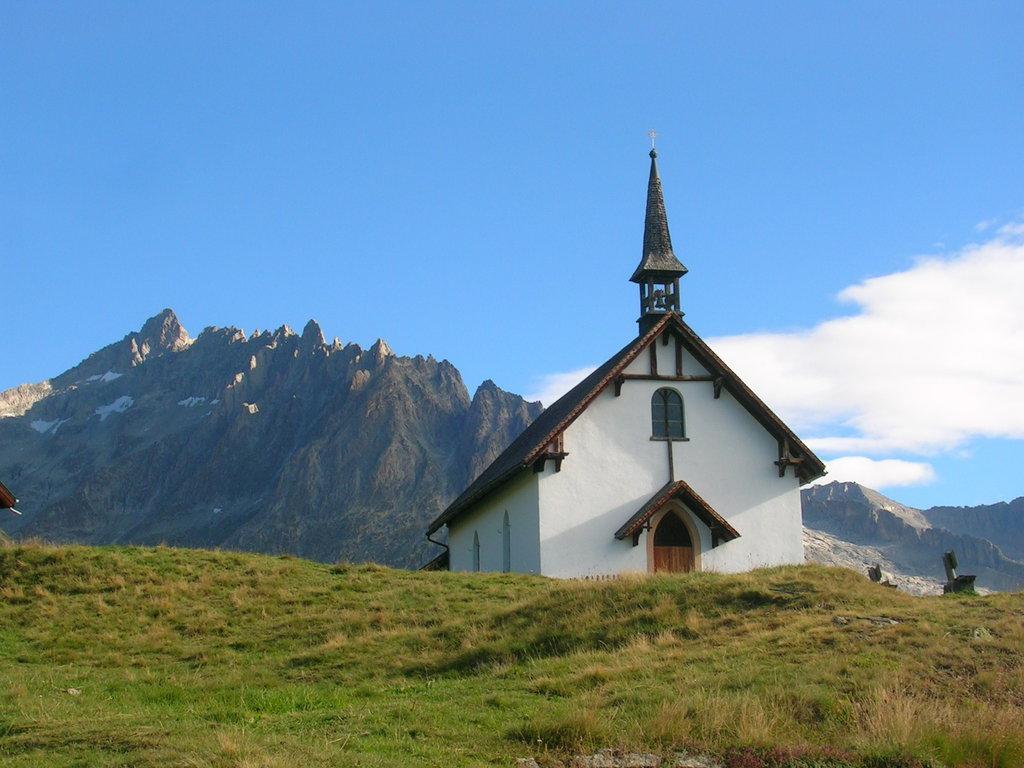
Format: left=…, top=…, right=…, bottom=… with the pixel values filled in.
left=502, top=511, right=511, bottom=572
left=472, top=530, right=481, bottom=572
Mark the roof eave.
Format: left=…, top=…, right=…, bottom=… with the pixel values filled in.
left=629, top=262, right=688, bottom=283
left=0, top=480, right=16, bottom=509
left=429, top=315, right=676, bottom=535
left=521, top=313, right=674, bottom=467
left=798, top=465, right=828, bottom=485
left=672, top=317, right=826, bottom=478
left=426, top=464, right=530, bottom=535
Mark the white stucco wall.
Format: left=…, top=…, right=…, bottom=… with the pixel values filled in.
left=448, top=470, right=541, bottom=573
left=536, top=327, right=804, bottom=577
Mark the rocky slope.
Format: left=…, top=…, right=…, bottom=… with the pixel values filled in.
left=923, top=497, right=1024, bottom=561
left=0, top=310, right=541, bottom=567
left=801, top=527, right=944, bottom=595
left=802, top=482, right=1024, bottom=592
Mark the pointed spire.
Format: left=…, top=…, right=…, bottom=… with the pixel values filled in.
left=630, top=149, right=687, bottom=282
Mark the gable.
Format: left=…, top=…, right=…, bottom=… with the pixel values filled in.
left=427, top=312, right=825, bottom=535
left=615, top=480, right=741, bottom=542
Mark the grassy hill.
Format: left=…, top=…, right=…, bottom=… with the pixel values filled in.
left=0, top=544, right=1021, bottom=768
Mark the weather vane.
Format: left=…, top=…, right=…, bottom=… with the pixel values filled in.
left=648, top=128, right=658, bottom=150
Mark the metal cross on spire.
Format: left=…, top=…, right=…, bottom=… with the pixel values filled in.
left=648, top=129, right=658, bottom=150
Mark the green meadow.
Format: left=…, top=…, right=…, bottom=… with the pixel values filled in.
left=0, top=543, right=1021, bottom=767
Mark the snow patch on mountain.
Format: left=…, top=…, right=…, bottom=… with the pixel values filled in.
left=86, top=371, right=124, bottom=384
left=95, top=396, right=134, bottom=421
left=30, top=418, right=70, bottom=435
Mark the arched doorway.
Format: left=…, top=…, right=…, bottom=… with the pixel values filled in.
left=652, top=511, right=695, bottom=573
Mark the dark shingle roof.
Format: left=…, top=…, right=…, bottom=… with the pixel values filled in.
left=614, top=479, right=740, bottom=541
left=427, top=312, right=825, bottom=535
left=630, top=150, right=687, bottom=282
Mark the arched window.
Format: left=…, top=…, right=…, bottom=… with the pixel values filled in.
left=502, top=511, right=511, bottom=573
left=652, top=388, right=685, bottom=438
left=472, top=531, right=481, bottom=572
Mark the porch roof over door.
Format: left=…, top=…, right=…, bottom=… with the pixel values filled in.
left=615, top=480, right=740, bottom=542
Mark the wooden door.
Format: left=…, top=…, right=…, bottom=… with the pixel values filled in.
left=652, top=512, right=694, bottom=573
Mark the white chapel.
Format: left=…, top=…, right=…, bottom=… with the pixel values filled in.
left=426, top=149, right=825, bottom=577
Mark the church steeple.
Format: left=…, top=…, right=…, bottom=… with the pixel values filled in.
left=631, top=147, right=688, bottom=334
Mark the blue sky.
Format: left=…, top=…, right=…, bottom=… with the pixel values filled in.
left=2, top=2, right=1022, bottom=508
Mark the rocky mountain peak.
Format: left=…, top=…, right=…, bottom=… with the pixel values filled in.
left=806, top=480, right=869, bottom=504
left=301, top=320, right=325, bottom=347
left=475, top=378, right=500, bottom=394
left=461, top=380, right=544, bottom=482
left=137, top=309, right=191, bottom=354
left=470, top=379, right=543, bottom=413
left=44, top=309, right=193, bottom=385
left=368, top=338, right=394, bottom=364
left=806, top=481, right=930, bottom=530
left=124, top=309, right=192, bottom=367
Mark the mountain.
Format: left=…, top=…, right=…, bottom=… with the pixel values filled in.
left=923, top=497, right=1024, bottom=561
left=802, top=482, right=1024, bottom=592
left=0, top=310, right=541, bottom=567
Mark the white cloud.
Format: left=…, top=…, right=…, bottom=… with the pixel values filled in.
left=810, top=457, right=936, bottom=489
left=710, top=225, right=1024, bottom=457
left=525, top=366, right=596, bottom=406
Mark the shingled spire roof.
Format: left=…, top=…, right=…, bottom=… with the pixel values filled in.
left=630, top=149, right=688, bottom=282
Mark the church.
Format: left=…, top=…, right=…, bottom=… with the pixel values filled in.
left=426, top=149, right=826, bottom=577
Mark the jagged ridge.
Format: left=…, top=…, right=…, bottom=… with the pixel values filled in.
left=0, top=310, right=542, bottom=567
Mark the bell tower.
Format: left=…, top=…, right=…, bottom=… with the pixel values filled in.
left=630, top=146, right=688, bottom=335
